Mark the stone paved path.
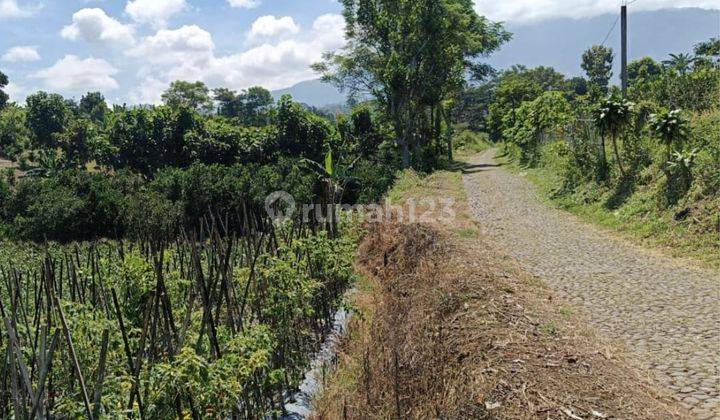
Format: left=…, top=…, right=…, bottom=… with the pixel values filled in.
left=463, top=149, right=720, bottom=419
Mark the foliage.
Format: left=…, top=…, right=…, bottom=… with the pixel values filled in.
left=504, top=91, right=571, bottom=166
left=25, top=91, right=72, bottom=150
left=0, top=104, right=30, bottom=160
left=213, top=86, right=274, bottom=125
left=649, top=108, right=689, bottom=154
left=0, top=70, right=8, bottom=109
left=78, top=91, right=109, bottom=125
left=594, top=94, right=635, bottom=178
left=582, top=45, right=614, bottom=96
left=316, top=0, right=510, bottom=168
left=0, top=221, right=360, bottom=418
left=161, top=80, right=214, bottom=114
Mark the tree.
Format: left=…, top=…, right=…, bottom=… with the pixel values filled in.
left=566, top=76, right=589, bottom=96
left=628, top=57, right=662, bottom=85
left=213, top=88, right=242, bottom=118
left=487, top=71, right=543, bottom=141
left=0, top=71, right=9, bottom=110
left=105, top=106, right=202, bottom=176
left=650, top=109, right=688, bottom=164
left=276, top=95, right=330, bottom=162
left=695, top=38, right=720, bottom=57
left=25, top=91, right=72, bottom=150
left=662, top=53, right=699, bottom=75
left=582, top=45, right=614, bottom=95
left=503, top=91, right=571, bottom=166
left=242, top=86, right=273, bottom=122
left=79, top=92, right=109, bottom=125
left=213, top=86, right=274, bottom=125
left=57, top=119, right=97, bottom=168
left=0, top=105, right=30, bottom=160
left=594, top=95, right=634, bottom=179
left=162, top=81, right=213, bottom=113
left=315, top=0, right=509, bottom=167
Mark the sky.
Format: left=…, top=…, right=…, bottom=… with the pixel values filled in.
left=1, top=0, right=719, bottom=105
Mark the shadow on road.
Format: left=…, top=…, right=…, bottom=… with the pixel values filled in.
left=457, top=162, right=502, bottom=174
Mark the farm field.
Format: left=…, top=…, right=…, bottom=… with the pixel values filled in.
left=1, top=0, right=719, bottom=418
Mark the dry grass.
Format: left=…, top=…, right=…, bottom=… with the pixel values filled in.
left=313, top=170, right=687, bottom=419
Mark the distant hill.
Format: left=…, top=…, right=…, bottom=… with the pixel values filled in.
left=271, top=8, right=719, bottom=107
left=271, top=79, right=348, bottom=108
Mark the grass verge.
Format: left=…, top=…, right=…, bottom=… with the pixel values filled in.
left=499, top=147, right=720, bottom=269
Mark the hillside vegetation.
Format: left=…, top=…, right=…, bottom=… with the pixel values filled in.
left=455, top=39, right=720, bottom=265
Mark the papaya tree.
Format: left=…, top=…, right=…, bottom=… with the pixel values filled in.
left=650, top=108, right=691, bottom=188
left=594, top=95, right=634, bottom=179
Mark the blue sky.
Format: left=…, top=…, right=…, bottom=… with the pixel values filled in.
left=1, top=0, right=718, bottom=105
left=1, top=0, right=344, bottom=104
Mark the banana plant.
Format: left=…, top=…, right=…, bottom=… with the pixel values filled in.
left=301, top=149, right=360, bottom=237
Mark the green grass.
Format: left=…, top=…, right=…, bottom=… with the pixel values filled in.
left=387, top=169, right=466, bottom=204
left=455, top=227, right=479, bottom=239
left=500, top=147, right=720, bottom=269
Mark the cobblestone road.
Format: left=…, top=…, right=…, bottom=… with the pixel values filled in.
left=463, top=149, right=720, bottom=419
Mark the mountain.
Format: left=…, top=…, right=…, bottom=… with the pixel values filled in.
left=271, top=79, right=348, bottom=108
left=272, top=8, right=719, bottom=107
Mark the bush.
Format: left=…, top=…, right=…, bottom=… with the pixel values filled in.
left=453, top=129, right=490, bottom=153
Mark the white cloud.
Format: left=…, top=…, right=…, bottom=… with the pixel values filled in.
left=0, top=0, right=37, bottom=18
left=5, top=81, right=29, bottom=103
left=248, top=15, right=300, bottom=41
left=228, top=0, right=260, bottom=9
left=31, top=55, right=120, bottom=93
left=125, top=0, right=186, bottom=27
left=61, top=8, right=135, bottom=45
left=311, top=13, right=346, bottom=47
left=474, top=0, right=720, bottom=23
left=1, top=46, right=40, bottom=62
left=127, top=13, right=346, bottom=103
left=129, top=25, right=215, bottom=64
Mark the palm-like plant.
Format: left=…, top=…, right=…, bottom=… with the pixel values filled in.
left=301, top=149, right=359, bottom=237
left=662, top=53, right=699, bottom=75
left=594, top=95, right=635, bottom=178
left=650, top=109, right=689, bottom=164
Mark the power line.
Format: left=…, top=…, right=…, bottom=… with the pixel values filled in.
left=600, top=14, right=620, bottom=46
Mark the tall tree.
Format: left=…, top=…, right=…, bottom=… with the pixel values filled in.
left=315, top=0, right=509, bottom=167
left=79, top=92, right=109, bottom=125
left=162, top=81, right=213, bottom=113
left=0, top=71, right=9, bottom=110
left=213, top=86, right=274, bottom=125
left=213, top=87, right=242, bottom=118
left=0, top=105, right=30, bottom=160
left=25, top=91, right=72, bottom=150
left=628, top=57, right=662, bottom=84
left=582, top=45, right=614, bottom=95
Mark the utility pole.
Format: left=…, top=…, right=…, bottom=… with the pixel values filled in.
left=621, top=4, right=628, bottom=96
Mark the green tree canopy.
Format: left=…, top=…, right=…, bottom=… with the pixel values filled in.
left=213, top=86, right=274, bottom=125
left=25, top=91, right=72, bottom=150
left=79, top=91, right=109, bottom=125
left=315, top=0, right=510, bottom=167
left=0, top=104, right=30, bottom=160
left=162, top=80, right=214, bottom=113
left=582, top=45, right=614, bottom=94
left=0, top=71, right=8, bottom=110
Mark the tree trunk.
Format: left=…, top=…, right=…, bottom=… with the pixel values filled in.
left=598, top=135, right=608, bottom=181
left=442, top=104, right=454, bottom=162
left=611, top=132, right=626, bottom=178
